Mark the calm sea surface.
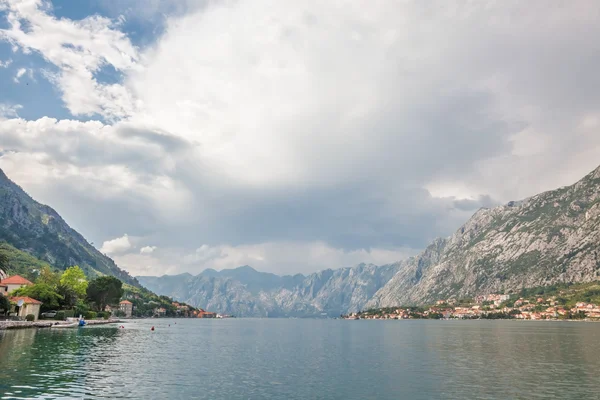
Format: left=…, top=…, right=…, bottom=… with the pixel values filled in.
left=1, top=319, right=600, bottom=399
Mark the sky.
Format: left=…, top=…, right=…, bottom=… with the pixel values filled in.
left=0, top=0, right=599, bottom=277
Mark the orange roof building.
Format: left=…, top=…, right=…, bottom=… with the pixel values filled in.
left=10, top=296, right=42, bottom=305
left=1, top=275, right=33, bottom=295
left=1, top=275, right=33, bottom=285
left=10, top=296, right=43, bottom=321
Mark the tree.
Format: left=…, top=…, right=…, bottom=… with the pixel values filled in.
left=0, top=250, right=9, bottom=276
left=87, top=276, right=123, bottom=311
left=57, top=283, right=77, bottom=309
left=38, top=266, right=60, bottom=288
left=60, top=266, right=88, bottom=299
left=0, top=295, right=10, bottom=315
left=12, top=283, right=63, bottom=311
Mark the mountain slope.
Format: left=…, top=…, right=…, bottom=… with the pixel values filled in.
left=366, top=165, right=600, bottom=307
left=0, top=168, right=139, bottom=286
left=138, top=263, right=400, bottom=317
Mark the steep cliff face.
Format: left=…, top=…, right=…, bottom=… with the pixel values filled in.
left=138, top=263, right=400, bottom=317
left=367, top=165, right=600, bottom=307
left=0, top=168, right=139, bottom=286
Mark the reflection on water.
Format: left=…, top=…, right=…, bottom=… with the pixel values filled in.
left=1, top=320, right=600, bottom=399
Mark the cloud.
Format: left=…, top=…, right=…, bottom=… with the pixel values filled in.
left=0, top=0, right=140, bottom=119
left=140, top=246, right=157, bottom=254
left=114, top=241, right=417, bottom=277
left=13, top=67, right=26, bottom=83
left=0, top=58, right=11, bottom=68
left=1, top=1, right=600, bottom=276
left=0, top=103, right=21, bottom=118
left=100, top=234, right=132, bottom=255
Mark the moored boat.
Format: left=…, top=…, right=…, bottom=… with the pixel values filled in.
left=51, top=322, right=79, bottom=328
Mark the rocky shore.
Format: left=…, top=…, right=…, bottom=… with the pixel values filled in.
left=0, top=319, right=122, bottom=330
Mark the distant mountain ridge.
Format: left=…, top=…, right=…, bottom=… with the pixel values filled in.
left=138, top=263, right=400, bottom=317
left=0, top=168, right=140, bottom=286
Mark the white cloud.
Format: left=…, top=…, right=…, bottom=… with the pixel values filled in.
left=2, top=1, right=600, bottom=276
left=100, top=234, right=132, bottom=255
left=13, top=67, right=26, bottom=83
left=0, top=103, right=21, bottom=118
left=115, top=241, right=417, bottom=277
left=0, top=0, right=140, bottom=119
left=0, top=58, right=11, bottom=68
left=140, top=245, right=157, bottom=254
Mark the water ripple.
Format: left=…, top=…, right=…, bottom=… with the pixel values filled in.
left=1, top=320, right=600, bottom=399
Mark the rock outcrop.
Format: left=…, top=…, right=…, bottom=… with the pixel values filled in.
left=0, top=168, right=140, bottom=286
left=367, top=165, right=600, bottom=307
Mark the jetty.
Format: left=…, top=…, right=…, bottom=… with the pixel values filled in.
left=0, top=319, right=122, bottom=330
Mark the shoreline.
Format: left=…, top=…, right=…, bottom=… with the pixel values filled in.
left=343, top=317, right=600, bottom=322
left=0, top=319, right=123, bottom=330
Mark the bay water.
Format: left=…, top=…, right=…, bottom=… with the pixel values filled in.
left=1, top=319, right=599, bottom=399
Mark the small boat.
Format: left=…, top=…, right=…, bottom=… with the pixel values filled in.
left=51, top=322, right=79, bottom=328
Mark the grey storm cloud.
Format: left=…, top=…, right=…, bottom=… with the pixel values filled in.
left=1, top=0, right=600, bottom=275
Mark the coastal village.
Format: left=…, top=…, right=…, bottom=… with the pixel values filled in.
left=344, top=291, right=600, bottom=321
left=0, top=270, right=223, bottom=326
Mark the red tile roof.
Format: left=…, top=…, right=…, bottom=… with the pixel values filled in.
left=1, top=275, right=33, bottom=285
left=10, top=296, right=42, bottom=305
left=120, top=300, right=133, bottom=304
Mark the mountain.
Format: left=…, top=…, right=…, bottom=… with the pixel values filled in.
left=366, top=164, right=600, bottom=307
left=0, top=168, right=139, bottom=286
left=137, top=263, right=400, bottom=317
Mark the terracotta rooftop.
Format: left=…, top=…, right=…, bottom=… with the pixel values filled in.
left=10, top=296, right=43, bottom=305
left=120, top=300, right=133, bottom=304
left=1, top=275, right=33, bottom=285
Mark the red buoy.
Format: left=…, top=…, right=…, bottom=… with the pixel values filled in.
left=151, top=326, right=155, bottom=331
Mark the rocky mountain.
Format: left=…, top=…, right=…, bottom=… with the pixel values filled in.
left=138, top=263, right=400, bottom=317
left=0, top=168, right=139, bottom=286
left=366, top=164, right=600, bottom=307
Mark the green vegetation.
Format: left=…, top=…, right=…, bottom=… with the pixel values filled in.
left=0, top=249, right=8, bottom=272
left=0, top=295, right=10, bottom=314
left=86, top=276, right=123, bottom=311
left=0, top=242, right=52, bottom=281
left=1, top=245, right=195, bottom=319
left=515, top=281, right=600, bottom=309
left=60, top=266, right=89, bottom=300
left=13, top=283, right=63, bottom=311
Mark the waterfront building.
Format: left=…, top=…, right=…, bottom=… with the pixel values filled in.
left=0, top=275, right=33, bottom=294
left=119, top=300, right=133, bottom=318
left=197, top=309, right=216, bottom=318
left=10, top=296, right=42, bottom=321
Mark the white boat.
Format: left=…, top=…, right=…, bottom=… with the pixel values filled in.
left=51, top=322, right=79, bottom=328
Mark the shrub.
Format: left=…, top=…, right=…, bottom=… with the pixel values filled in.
left=84, top=311, right=97, bottom=320
left=64, top=309, right=75, bottom=318
left=55, top=311, right=66, bottom=321
left=25, top=314, right=35, bottom=322
left=74, top=300, right=90, bottom=318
